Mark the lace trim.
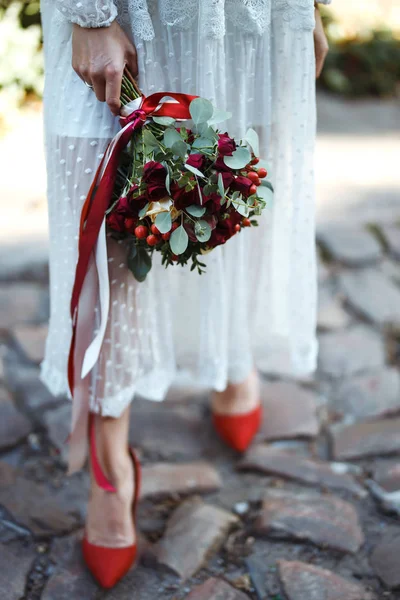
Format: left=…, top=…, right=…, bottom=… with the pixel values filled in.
left=51, top=0, right=316, bottom=38
left=275, top=0, right=316, bottom=30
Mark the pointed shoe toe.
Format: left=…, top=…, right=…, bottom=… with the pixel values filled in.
left=212, top=404, right=262, bottom=452
left=82, top=537, right=137, bottom=589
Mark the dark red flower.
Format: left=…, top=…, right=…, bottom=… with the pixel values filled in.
left=232, top=175, right=253, bottom=197
left=142, top=161, right=168, bottom=200
left=203, top=192, right=222, bottom=214
left=171, top=182, right=201, bottom=210
left=186, top=153, right=206, bottom=172
left=214, top=156, right=233, bottom=173
left=208, top=208, right=242, bottom=248
left=217, top=132, right=236, bottom=157
left=106, top=211, right=125, bottom=232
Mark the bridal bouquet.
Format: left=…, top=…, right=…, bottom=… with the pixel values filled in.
left=79, top=70, right=273, bottom=283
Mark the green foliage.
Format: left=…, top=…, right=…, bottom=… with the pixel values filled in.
left=320, top=11, right=400, bottom=97
left=0, top=1, right=43, bottom=109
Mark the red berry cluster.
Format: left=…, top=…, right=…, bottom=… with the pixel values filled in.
left=133, top=221, right=179, bottom=247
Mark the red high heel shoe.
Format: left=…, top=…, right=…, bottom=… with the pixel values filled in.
left=82, top=416, right=141, bottom=589
left=212, top=404, right=262, bottom=452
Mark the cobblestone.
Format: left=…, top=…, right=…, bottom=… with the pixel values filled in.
left=239, top=445, right=366, bottom=497
left=255, top=489, right=364, bottom=553
left=150, top=496, right=238, bottom=580
left=278, top=560, right=375, bottom=600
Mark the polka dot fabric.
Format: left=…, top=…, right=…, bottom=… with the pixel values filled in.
left=40, top=2, right=319, bottom=417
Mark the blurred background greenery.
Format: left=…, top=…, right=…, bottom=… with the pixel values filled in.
left=0, top=0, right=399, bottom=134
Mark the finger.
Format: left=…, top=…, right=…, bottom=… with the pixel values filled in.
left=105, top=64, right=123, bottom=116
left=91, top=73, right=106, bottom=103
left=126, top=47, right=139, bottom=79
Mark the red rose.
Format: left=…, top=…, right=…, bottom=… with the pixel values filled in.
left=232, top=175, right=253, bottom=197
left=186, top=153, right=206, bottom=171
left=171, top=182, right=201, bottom=211
left=217, top=132, right=236, bottom=157
left=203, top=192, right=222, bottom=214
left=214, top=156, right=233, bottom=174
left=208, top=208, right=242, bottom=248
left=142, top=161, right=168, bottom=200
left=106, top=211, right=125, bottom=232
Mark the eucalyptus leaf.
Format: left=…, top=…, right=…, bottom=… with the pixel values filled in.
left=153, top=116, right=176, bottom=126
left=143, top=129, right=160, bottom=149
left=245, top=128, right=260, bottom=157
left=164, top=128, right=182, bottom=148
left=261, top=179, right=274, bottom=193
left=138, top=202, right=150, bottom=219
left=194, top=220, right=212, bottom=243
left=256, top=185, right=274, bottom=203
left=192, top=137, right=216, bottom=150
left=196, top=123, right=219, bottom=140
left=186, top=204, right=206, bottom=217
left=170, top=225, right=189, bottom=255
left=165, top=170, right=171, bottom=195
left=189, top=97, right=214, bottom=125
left=185, top=163, right=205, bottom=178
left=171, top=140, right=188, bottom=159
left=233, top=200, right=249, bottom=217
left=127, top=245, right=152, bottom=282
left=155, top=211, right=172, bottom=234
left=203, top=183, right=217, bottom=196
left=218, top=173, right=225, bottom=199
left=224, top=146, right=251, bottom=170
left=208, top=108, right=232, bottom=125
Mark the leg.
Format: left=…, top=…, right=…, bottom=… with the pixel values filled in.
left=211, top=367, right=260, bottom=415
left=86, top=408, right=136, bottom=547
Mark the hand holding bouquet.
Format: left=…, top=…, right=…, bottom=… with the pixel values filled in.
left=103, top=70, right=273, bottom=281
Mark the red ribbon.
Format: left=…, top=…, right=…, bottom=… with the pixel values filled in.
left=67, top=91, right=197, bottom=397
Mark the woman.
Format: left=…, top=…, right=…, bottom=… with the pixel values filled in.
left=40, top=0, right=329, bottom=589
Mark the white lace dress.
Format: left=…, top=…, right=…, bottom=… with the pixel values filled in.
left=40, top=0, right=331, bottom=419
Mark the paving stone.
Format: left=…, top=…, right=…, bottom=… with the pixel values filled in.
left=239, top=445, right=366, bottom=497
left=372, top=460, right=400, bottom=492
left=42, top=403, right=71, bottom=464
left=340, top=269, right=400, bottom=327
left=141, top=462, right=221, bottom=499
left=0, top=542, right=35, bottom=600
left=0, top=385, right=32, bottom=449
left=367, top=479, right=400, bottom=517
left=0, top=283, right=48, bottom=328
left=379, top=258, right=400, bottom=286
left=42, top=532, right=98, bottom=600
left=330, top=418, right=400, bottom=460
left=370, top=535, right=400, bottom=589
left=278, top=560, right=375, bottom=600
left=318, top=326, right=385, bottom=378
left=317, top=287, right=351, bottom=331
left=12, top=324, right=48, bottom=363
left=0, top=461, right=80, bottom=536
left=130, top=398, right=210, bottom=460
left=255, top=489, right=364, bottom=553
left=0, top=244, right=49, bottom=284
left=332, top=368, right=400, bottom=422
left=317, top=225, right=382, bottom=267
left=151, top=496, right=238, bottom=580
left=259, top=381, right=319, bottom=441
left=380, top=225, right=400, bottom=260
left=186, top=577, right=250, bottom=600
left=5, top=364, right=60, bottom=411
left=317, top=254, right=331, bottom=284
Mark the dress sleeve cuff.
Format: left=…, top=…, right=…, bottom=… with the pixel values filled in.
left=56, top=1, right=118, bottom=28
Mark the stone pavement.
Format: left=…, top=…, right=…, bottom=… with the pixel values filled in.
left=1, top=94, right=400, bottom=599
left=3, top=227, right=400, bottom=599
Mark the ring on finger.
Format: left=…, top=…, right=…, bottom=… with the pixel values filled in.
left=84, top=80, right=94, bottom=89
